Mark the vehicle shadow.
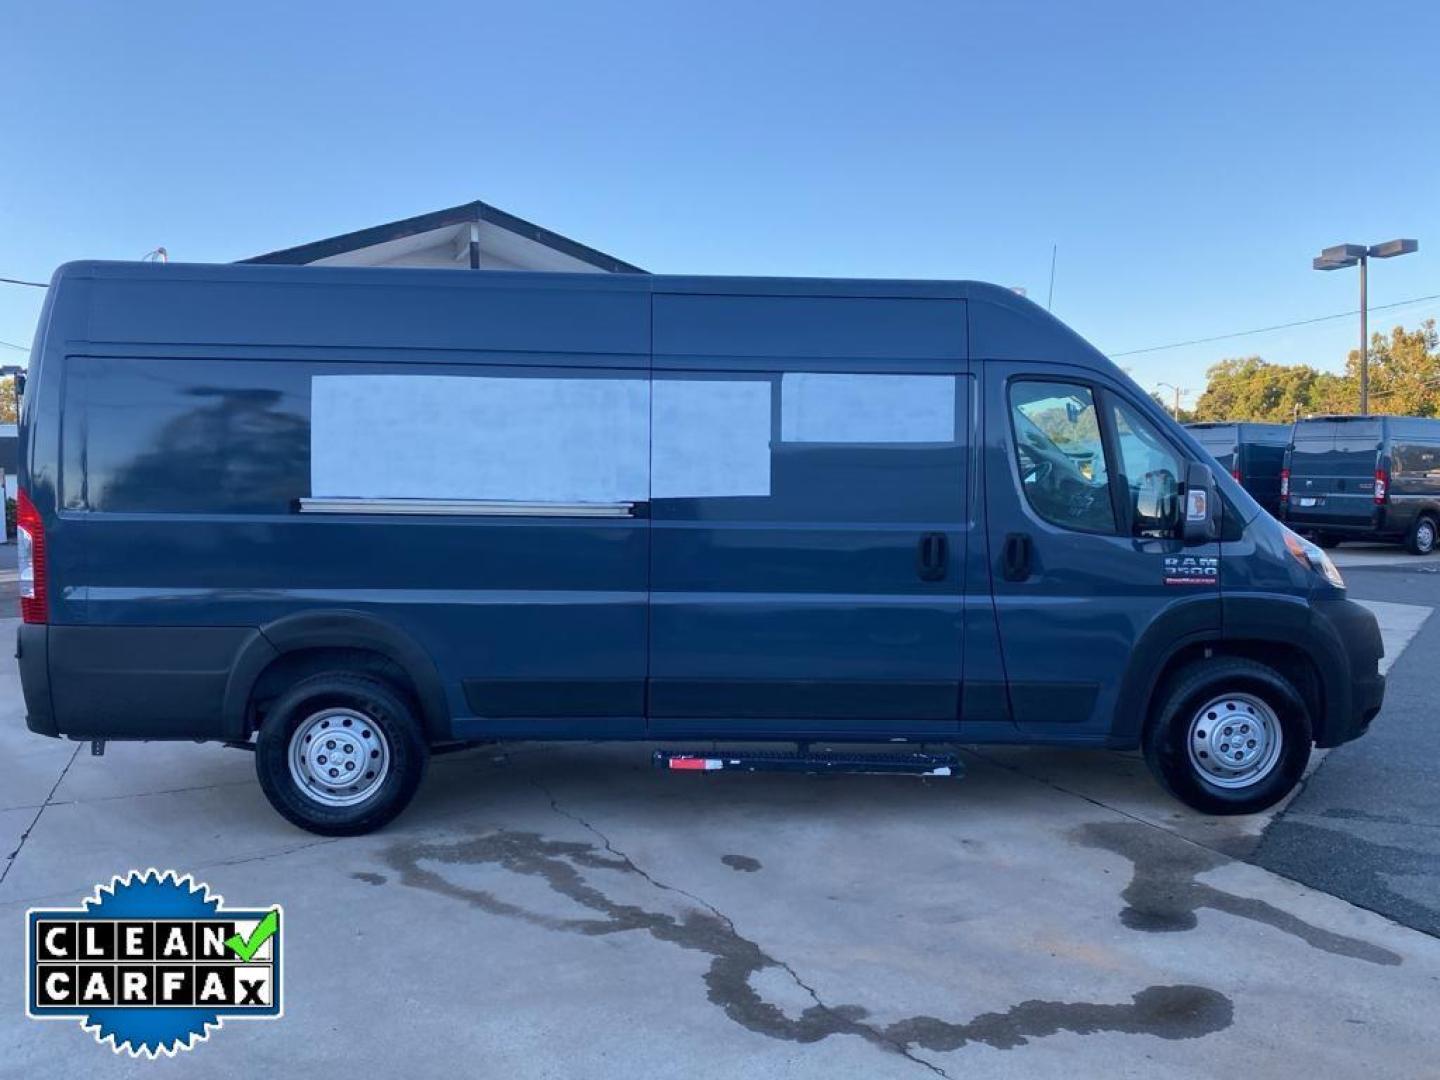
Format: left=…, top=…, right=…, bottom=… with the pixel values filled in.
left=399, top=739, right=1273, bottom=856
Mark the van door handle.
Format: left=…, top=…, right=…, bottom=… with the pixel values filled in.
left=917, top=532, right=947, bottom=581
left=1002, top=532, right=1032, bottom=581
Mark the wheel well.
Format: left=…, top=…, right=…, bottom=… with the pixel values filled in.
left=244, top=647, right=423, bottom=738
left=1144, top=639, right=1325, bottom=739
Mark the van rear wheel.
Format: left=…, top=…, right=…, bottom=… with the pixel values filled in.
left=1143, top=657, right=1311, bottom=816
left=1405, top=515, right=1437, bottom=555
left=255, top=672, right=428, bottom=836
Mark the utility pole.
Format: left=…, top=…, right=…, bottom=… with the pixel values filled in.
left=1157, top=382, right=1185, bottom=420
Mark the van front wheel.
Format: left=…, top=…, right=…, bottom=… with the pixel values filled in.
left=255, top=673, right=428, bottom=836
left=1143, top=658, right=1311, bottom=816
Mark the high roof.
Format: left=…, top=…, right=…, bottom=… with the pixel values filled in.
left=42, top=260, right=1114, bottom=373
left=240, top=200, right=645, bottom=275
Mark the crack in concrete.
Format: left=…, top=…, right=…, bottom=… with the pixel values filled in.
left=0, top=743, right=80, bottom=890
left=530, top=780, right=954, bottom=1078
left=376, top=796, right=1233, bottom=1067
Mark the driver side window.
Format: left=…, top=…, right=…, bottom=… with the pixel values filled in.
left=1008, top=381, right=1116, bottom=533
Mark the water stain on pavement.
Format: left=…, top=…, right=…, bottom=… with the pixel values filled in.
left=1257, top=817, right=1440, bottom=940
left=377, top=828, right=1232, bottom=1062
left=1075, top=821, right=1401, bottom=966
left=884, top=985, right=1231, bottom=1051
left=721, top=854, right=762, bottom=873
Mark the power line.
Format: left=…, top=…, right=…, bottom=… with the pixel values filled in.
left=1367, top=374, right=1440, bottom=401
left=1110, top=293, right=1440, bottom=357
left=0, top=276, right=47, bottom=288
left=0, top=339, right=29, bottom=353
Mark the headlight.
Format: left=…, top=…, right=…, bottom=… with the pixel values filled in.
left=1283, top=528, right=1345, bottom=590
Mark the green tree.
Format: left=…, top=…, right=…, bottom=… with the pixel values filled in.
left=1347, top=320, right=1440, bottom=417
left=1188, top=320, right=1440, bottom=421
left=1192, top=357, right=1325, bottom=422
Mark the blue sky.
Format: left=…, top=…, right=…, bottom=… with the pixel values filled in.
left=2, top=1, right=1437, bottom=402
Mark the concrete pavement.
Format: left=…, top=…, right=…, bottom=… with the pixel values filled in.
left=0, top=575, right=1436, bottom=1077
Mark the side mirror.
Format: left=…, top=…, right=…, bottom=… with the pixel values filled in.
left=1182, top=461, right=1216, bottom=543
left=1135, top=469, right=1178, bottom=528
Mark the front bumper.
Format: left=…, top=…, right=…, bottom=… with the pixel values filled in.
left=1310, top=597, right=1385, bottom=746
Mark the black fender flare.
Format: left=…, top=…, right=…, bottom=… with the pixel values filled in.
left=1108, top=592, right=1363, bottom=749
left=1108, top=594, right=1224, bottom=749
left=221, top=610, right=451, bottom=742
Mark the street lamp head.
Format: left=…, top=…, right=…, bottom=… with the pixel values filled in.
left=1313, top=255, right=1357, bottom=271
left=1367, top=238, right=1419, bottom=260
left=1321, top=243, right=1369, bottom=262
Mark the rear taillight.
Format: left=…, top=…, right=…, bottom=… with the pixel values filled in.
left=1231, top=467, right=1243, bottom=484
left=1279, top=468, right=1289, bottom=501
left=1374, top=468, right=1389, bottom=505
left=17, top=489, right=46, bottom=624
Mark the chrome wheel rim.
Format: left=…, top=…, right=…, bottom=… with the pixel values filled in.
left=1186, top=692, right=1282, bottom=790
left=288, top=707, right=390, bottom=807
left=1418, top=521, right=1436, bottom=553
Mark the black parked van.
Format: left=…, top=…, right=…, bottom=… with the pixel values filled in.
left=1185, top=422, right=1291, bottom=518
left=1282, top=415, right=1440, bottom=554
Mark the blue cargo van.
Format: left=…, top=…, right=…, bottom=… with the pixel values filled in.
left=1282, top=414, right=1440, bottom=554
left=1184, top=422, right=1291, bottom=518
left=16, top=262, right=1385, bottom=834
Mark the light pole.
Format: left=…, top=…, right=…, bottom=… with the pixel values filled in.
left=1156, top=381, right=1185, bottom=419
left=1313, top=238, right=1419, bottom=414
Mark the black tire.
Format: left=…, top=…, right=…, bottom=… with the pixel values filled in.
left=1404, top=514, right=1438, bottom=556
left=255, top=672, right=428, bottom=836
left=1313, top=532, right=1342, bottom=549
left=1142, top=657, right=1311, bottom=816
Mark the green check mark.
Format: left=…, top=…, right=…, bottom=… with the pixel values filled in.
left=225, top=909, right=279, bottom=961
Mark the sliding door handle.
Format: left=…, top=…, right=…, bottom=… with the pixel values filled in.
left=917, top=532, right=948, bottom=581
left=1002, top=532, right=1032, bottom=582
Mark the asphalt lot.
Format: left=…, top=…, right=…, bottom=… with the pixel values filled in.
left=1, top=545, right=1437, bottom=1078
left=1256, top=546, right=1440, bottom=935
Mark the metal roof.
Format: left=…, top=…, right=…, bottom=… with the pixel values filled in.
left=240, top=200, right=646, bottom=275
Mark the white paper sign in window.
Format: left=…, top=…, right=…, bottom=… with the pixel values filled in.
left=652, top=380, right=772, bottom=498
left=781, top=373, right=956, bottom=444
left=310, top=375, right=650, bottom=503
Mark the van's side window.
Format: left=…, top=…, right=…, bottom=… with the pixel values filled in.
left=1008, top=381, right=1116, bottom=533
left=1109, top=398, right=1184, bottom=538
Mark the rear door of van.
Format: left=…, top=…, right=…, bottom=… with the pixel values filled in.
left=1235, top=426, right=1289, bottom=518
left=984, top=362, right=1220, bottom=738
left=1287, top=419, right=1382, bottom=531
left=646, top=287, right=968, bottom=738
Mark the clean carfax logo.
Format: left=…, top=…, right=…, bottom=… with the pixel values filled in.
left=26, top=869, right=282, bottom=1057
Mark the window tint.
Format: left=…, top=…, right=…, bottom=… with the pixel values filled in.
left=63, top=358, right=310, bottom=514
left=1110, top=397, right=1183, bottom=537
left=1008, top=381, right=1115, bottom=533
